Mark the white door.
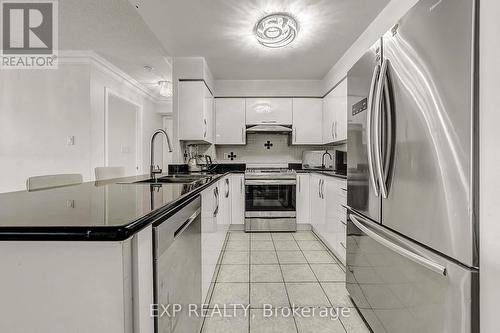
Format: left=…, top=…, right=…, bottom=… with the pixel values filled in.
left=231, top=174, right=245, bottom=225
left=106, top=93, right=140, bottom=175
left=246, top=98, right=292, bottom=125
left=296, top=174, right=310, bottom=225
left=292, top=98, right=323, bottom=144
left=215, top=98, right=246, bottom=145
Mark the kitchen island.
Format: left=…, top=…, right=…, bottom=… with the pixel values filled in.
left=0, top=171, right=237, bottom=333
left=0, top=165, right=346, bottom=333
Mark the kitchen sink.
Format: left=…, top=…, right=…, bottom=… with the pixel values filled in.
left=134, top=175, right=212, bottom=184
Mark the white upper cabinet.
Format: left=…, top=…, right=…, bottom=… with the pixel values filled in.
left=246, top=98, right=292, bottom=125
left=292, top=98, right=323, bottom=145
left=215, top=98, right=246, bottom=145
left=334, top=79, right=348, bottom=142
left=178, top=81, right=214, bottom=143
left=323, top=78, right=347, bottom=144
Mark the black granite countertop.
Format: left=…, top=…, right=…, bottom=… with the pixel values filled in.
left=296, top=169, right=347, bottom=180
left=0, top=172, right=238, bottom=241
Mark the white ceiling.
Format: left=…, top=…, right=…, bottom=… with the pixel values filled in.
left=59, top=0, right=172, bottom=98
left=133, top=0, right=389, bottom=80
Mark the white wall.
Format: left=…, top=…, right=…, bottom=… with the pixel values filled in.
left=479, top=0, right=500, bottom=331
left=321, top=0, right=419, bottom=94
left=0, top=64, right=92, bottom=193
left=214, top=80, right=322, bottom=97
left=0, top=56, right=166, bottom=193
left=107, top=94, right=140, bottom=175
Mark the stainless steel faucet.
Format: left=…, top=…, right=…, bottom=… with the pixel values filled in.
left=150, top=129, right=173, bottom=181
left=321, top=150, right=333, bottom=169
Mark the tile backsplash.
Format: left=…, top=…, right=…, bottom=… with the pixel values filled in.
left=215, top=133, right=345, bottom=164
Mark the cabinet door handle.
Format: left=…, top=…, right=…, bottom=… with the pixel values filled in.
left=204, top=118, right=207, bottom=138
left=293, top=127, right=296, bottom=143
left=213, top=187, right=219, bottom=217
left=318, top=179, right=321, bottom=198
left=241, top=127, right=245, bottom=143
left=298, top=176, right=301, bottom=192
left=225, top=178, right=230, bottom=198
left=331, top=122, right=335, bottom=139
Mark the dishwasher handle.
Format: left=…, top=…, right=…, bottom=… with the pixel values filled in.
left=154, top=197, right=201, bottom=259
left=174, top=209, right=200, bottom=238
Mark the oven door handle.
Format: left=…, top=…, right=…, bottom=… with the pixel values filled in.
left=245, top=179, right=296, bottom=186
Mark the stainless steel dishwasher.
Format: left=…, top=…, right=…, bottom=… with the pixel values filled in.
left=153, top=196, right=202, bottom=333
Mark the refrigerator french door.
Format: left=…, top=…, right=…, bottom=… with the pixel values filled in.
left=347, top=212, right=478, bottom=333
left=346, top=0, right=479, bottom=331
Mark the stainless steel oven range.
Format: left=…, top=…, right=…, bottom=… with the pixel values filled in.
left=244, top=168, right=296, bottom=232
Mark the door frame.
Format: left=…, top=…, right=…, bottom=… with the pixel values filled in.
left=104, top=87, right=143, bottom=175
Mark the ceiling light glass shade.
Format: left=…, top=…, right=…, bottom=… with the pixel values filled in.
left=254, top=13, right=299, bottom=48
left=158, top=80, right=172, bottom=97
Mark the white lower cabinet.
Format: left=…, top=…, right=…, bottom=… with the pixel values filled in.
left=296, top=174, right=311, bottom=225
left=231, top=174, right=245, bottom=225
left=310, top=174, right=325, bottom=231
left=218, top=176, right=232, bottom=226
left=201, top=181, right=228, bottom=302
left=324, top=178, right=347, bottom=265
left=309, top=174, right=347, bottom=265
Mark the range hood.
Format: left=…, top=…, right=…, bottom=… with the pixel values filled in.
left=246, top=125, right=292, bottom=133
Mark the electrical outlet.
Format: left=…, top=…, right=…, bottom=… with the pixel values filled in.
left=66, top=200, right=75, bottom=208
left=66, top=136, right=75, bottom=145
left=121, top=145, right=130, bottom=153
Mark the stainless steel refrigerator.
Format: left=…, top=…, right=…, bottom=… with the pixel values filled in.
left=346, top=0, right=479, bottom=331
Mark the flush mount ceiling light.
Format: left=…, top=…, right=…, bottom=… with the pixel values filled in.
left=254, top=13, right=299, bottom=48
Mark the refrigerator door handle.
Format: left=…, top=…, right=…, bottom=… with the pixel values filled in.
left=350, top=214, right=447, bottom=276
left=382, top=67, right=395, bottom=196
left=367, top=65, right=381, bottom=197
left=374, top=59, right=389, bottom=198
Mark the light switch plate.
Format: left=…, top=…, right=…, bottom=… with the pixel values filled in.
left=67, top=136, right=75, bottom=145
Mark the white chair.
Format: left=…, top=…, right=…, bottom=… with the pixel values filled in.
left=26, top=174, right=83, bottom=191
left=94, top=167, right=126, bottom=181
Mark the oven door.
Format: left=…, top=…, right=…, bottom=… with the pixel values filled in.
left=245, top=179, right=296, bottom=231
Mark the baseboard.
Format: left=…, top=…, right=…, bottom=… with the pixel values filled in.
left=296, top=224, right=312, bottom=231
left=229, top=224, right=245, bottom=231
left=229, top=224, right=311, bottom=231
left=310, top=226, right=346, bottom=268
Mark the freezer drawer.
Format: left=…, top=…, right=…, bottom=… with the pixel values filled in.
left=346, top=212, right=478, bottom=333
